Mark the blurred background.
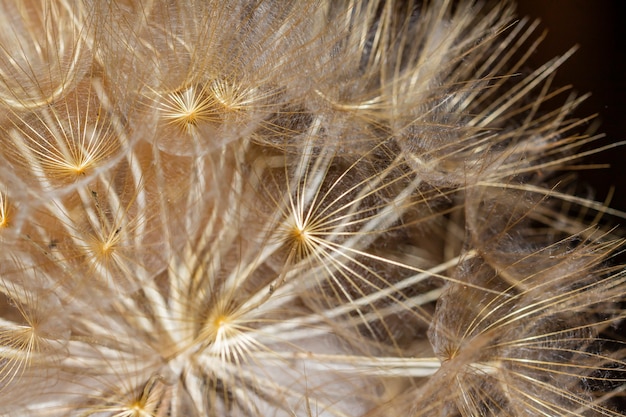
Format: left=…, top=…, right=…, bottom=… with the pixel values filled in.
left=517, top=1, right=626, bottom=217
left=519, top=6, right=626, bottom=394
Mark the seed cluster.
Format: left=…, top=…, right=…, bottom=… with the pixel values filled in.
left=0, top=1, right=624, bottom=416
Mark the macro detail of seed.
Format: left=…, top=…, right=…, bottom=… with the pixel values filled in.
left=0, top=1, right=624, bottom=416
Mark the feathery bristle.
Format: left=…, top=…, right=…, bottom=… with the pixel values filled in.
left=0, top=1, right=624, bottom=416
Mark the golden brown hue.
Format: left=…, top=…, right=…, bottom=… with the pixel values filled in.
left=0, top=1, right=625, bottom=416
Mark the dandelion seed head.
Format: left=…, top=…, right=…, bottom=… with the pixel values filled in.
left=161, top=85, right=216, bottom=132
left=0, top=192, right=9, bottom=230
left=0, top=1, right=625, bottom=416
left=209, top=79, right=255, bottom=114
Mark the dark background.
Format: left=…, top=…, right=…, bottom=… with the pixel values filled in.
left=518, top=6, right=626, bottom=406
left=516, top=1, right=626, bottom=219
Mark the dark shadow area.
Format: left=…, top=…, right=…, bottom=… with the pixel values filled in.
left=517, top=1, right=626, bottom=217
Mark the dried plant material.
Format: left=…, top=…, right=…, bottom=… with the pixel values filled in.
left=0, top=1, right=624, bottom=416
